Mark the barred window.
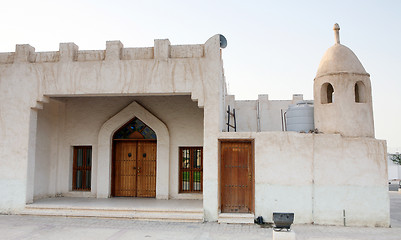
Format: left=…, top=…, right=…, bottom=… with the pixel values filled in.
left=179, top=147, right=203, bottom=193
left=72, top=146, right=92, bottom=191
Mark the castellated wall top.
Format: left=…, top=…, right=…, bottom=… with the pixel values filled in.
left=0, top=40, right=206, bottom=64
left=0, top=35, right=224, bottom=111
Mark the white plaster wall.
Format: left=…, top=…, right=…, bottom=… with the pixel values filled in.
left=34, top=99, right=64, bottom=200
left=139, top=97, right=204, bottom=199
left=218, top=132, right=389, bottom=227
left=259, top=99, right=293, bottom=132
left=34, top=95, right=203, bottom=199
left=314, top=74, right=374, bottom=137
left=313, top=135, right=389, bottom=227
left=259, top=94, right=305, bottom=132
left=225, top=94, right=306, bottom=132
left=0, top=61, right=40, bottom=211
left=234, top=100, right=258, bottom=132
left=0, top=35, right=223, bottom=213
left=254, top=132, right=314, bottom=224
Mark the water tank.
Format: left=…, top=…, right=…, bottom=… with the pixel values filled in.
left=286, top=101, right=314, bottom=133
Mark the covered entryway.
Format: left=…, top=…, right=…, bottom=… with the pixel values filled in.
left=112, top=117, right=157, bottom=198
left=220, top=140, right=254, bottom=213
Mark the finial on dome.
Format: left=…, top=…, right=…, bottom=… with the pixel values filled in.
left=333, top=23, right=340, bottom=44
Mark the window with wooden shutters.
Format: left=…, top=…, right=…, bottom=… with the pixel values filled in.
left=73, top=146, right=92, bottom=191
left=179, top=147, right=203, bottom=193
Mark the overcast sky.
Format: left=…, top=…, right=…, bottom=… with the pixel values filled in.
left=1, top=0, right=400, bottom=151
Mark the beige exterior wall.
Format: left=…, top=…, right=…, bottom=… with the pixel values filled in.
left=34, top=99, right=65, bottom=199
left=33, top=96, right=204, bottom=200
left=314, top=73, right=374, bottom=137
left=0, top=35, right=224, bottom=216
left=312, top=134, right=388, bottom=226
left=0, top=32, right=390, bottom=227
left=219, top=132, right=389, bottom=227
left=225, top=94, right=306, bottom=132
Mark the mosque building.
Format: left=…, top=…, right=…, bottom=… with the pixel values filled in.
left=0, top=24, right=389, bottom=226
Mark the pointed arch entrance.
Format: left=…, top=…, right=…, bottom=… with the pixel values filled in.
left=112, top=118, right=157, bottom=197
left=97, top=101, right=170, bottom=200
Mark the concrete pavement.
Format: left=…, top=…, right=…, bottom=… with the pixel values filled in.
left=0, top=192, right=400, bottom=240
left=390, top=191, right=401, bottom=228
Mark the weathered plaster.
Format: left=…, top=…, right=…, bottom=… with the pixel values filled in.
left=0, top=28, right=390, bottom=227
left=32, top=96, right=204, bottom=200
left=218, top=131, right=389, bottom=227
left=225, top=94, right=306, bottom=132
left=0, top=35, right=223, bottom=214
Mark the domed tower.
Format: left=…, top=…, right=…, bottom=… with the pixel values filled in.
left=314, top=24, right=374, bottom=137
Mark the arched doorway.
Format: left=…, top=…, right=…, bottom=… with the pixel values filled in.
left=111, top=117, right=157, bottom=197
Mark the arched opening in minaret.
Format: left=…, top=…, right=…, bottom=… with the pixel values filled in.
left=321, top=83, right=334, bottom=104
left=354, top=81, right=366, bottom=103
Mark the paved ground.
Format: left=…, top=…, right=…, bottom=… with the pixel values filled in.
left=390, top=191, right=401, bottom=228
left=0, top=192, right=400, bottom=240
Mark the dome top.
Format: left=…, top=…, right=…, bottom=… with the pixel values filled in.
left=316, top=24, right=367, bottom=78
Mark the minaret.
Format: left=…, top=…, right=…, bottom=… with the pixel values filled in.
left=313, top=24, right=374, bottom=137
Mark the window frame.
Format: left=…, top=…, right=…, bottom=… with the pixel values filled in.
left=179, top=147, right=203, bottom=193
left=72, top=146, right=92, bottom=191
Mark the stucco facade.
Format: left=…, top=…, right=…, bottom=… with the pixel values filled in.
left=0, top=26, right=390, bottom=227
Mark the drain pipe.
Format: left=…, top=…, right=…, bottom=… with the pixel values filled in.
left=283, top=111, right=287, bottom=131
left=281, top=109, right=287, bottom=131
left=257, top=100, right=261, bottom=132
left=343, top=209, right=346, bottom=226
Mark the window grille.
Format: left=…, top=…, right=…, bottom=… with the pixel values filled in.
left=179, top=147, right=203, bottom=193
left=73, top=146, right=92, bottom=191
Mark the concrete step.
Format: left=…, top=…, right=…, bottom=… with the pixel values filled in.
left=218, top=213, right=255, bottom=224
left=19, top=206, right=204, bottom=222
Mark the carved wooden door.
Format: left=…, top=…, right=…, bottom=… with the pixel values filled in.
left=113, top=141, right=137, bottom=197
left=220, top=141, right=254, bottom=213
left=113, top=141, right=156, bottom=197
left=136, top=141, right=157, bottom=197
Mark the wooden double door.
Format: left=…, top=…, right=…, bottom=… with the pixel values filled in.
left=220, top=141, right=254, bottom=213
left=112, top=140, right=156, bottom=197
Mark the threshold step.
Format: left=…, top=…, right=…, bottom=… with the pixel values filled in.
left=218, top=213, right=255, bottom=224
left=19, top=207, right=204, bottom=222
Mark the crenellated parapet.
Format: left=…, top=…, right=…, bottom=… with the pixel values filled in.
left=0, top=40, right=206, bottom=64
left=0, top=34, right=224, bottom=113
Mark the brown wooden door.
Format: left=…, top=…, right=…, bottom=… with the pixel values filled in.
left=137, top=141, right=157, bottom=197
left=113, top=141, right=137, bottom=197
left=220, top=141, right=254, bottom=213
left=113, top=141, right=156, bottom=197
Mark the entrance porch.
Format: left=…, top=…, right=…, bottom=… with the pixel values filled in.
left=19, top=197, right=203, bottom=222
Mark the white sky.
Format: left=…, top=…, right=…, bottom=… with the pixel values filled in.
left=1, top=0, right=400, bottom=151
